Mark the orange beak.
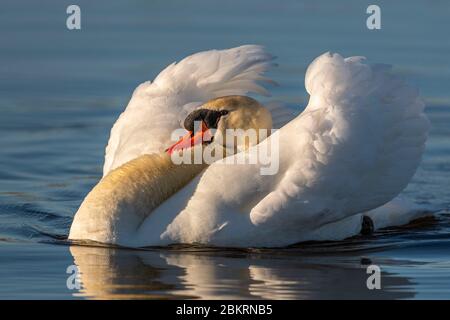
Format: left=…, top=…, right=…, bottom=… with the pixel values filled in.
left=166, top=121, right=212, bottom=155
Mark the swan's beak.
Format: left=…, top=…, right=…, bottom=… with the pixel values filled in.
left=166, top=121, right=212, bottom=155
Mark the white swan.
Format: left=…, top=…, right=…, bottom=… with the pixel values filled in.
left=69, top=45, right=430, bottom=247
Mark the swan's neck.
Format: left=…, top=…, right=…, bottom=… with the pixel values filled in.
left=69, top=152, right=207, bottom=243
left=103, top=152, right=207, bottom=218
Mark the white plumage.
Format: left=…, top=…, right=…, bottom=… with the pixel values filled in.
left=103, top=45, right=276, bottom=175
left=72, top=45, right=430, bottom=247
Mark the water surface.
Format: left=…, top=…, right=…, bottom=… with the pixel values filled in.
left=0, top=0, right=449, bottom=299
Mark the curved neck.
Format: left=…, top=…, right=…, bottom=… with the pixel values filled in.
left=104, top=153, right=208, bottom=219
left=70, top=151, right=208, bottom=244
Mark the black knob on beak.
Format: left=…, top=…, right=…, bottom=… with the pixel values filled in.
left=184, top=109, right=226, bottom=132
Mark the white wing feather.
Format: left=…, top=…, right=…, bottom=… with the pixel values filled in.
left=162, top=52, right=429, bottom=247
left=103, top=45, right=276, bottom=175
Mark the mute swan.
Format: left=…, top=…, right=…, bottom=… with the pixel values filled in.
left=69, top=45, right=429, bottom=247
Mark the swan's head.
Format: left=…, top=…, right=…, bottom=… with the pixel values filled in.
left=167, top=95, right=272, bottom=155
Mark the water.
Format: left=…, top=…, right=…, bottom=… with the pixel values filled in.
left=0, top=0, right=449, bottom=299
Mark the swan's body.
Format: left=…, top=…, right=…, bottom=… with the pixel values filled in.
left=69, top=45, right=429, bottom=247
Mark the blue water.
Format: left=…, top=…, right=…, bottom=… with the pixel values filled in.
left=0, top=0, right=449, bottom=299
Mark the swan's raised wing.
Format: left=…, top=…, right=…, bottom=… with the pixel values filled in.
left=103, top=45, right=276, bottom=175
left=251, top=53, right=430, bottom=224
left=163, top=52, right=429, bottom=247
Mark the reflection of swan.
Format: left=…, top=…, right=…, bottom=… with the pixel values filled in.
left=247, top=261, right=414, bottom=300
left=69, top=45, right=429, bottom=247
left=163, top=253, right=256, bottom=299
left=69, top=245, right=189, bottom=299
left=69, top=245, right=415, bottom=299
left=163, top=253, right=415, bottom=300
